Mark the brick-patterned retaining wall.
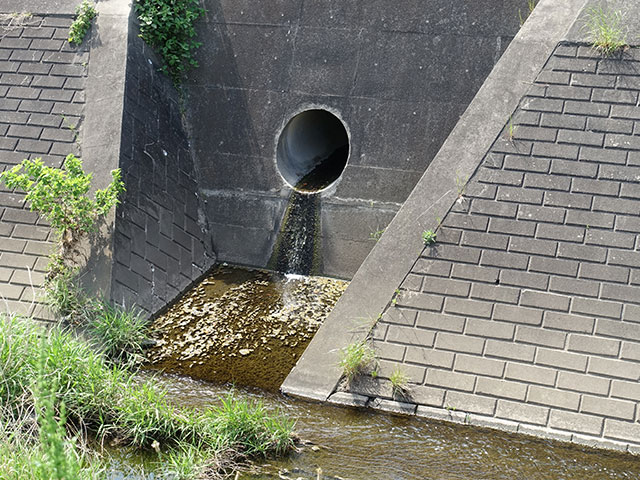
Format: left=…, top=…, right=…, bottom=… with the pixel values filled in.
left=344, top=44, right=640, bottom=452
left=0, top=10, right=215, bottom=318
left=0, top=14, right=87, bottom=318
left=110, top=24, right=215, bottom=315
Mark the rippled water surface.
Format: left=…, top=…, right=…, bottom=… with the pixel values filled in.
left=114, top=265, right=640, bottom=479
left=108, top=375, right=640, bottom=480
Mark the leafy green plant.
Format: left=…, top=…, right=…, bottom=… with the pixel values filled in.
left=339, top=341, right=377, bottom=383
left=583, top=5, right=627, bottom=55
left=422, top=229, right=437, bottom=246
left=389, top=367, right=409, bottom=397
left=135, top=0, right=205, bottom=83
left=0, top=154, right=125, bottom=276
left=68, top=0, right=97, bottom=45
left=370, top=228, right=385, bottom=242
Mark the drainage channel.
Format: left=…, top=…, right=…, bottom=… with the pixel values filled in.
left=108, top=374, right=640, bottom=480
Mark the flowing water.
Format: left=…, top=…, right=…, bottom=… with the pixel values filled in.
left=108, top=375, right=640, bottom=480
left=146, top=265, right=347, bottom=390
left=268, top=191, right=322, bottom=276
left=136, top=265, right=640, bottom=480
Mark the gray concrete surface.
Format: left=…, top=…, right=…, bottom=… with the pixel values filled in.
left=280, top=0, right=640, bottom=453
left=185, top=0, right=533, bottom=278
left=283, top=0, right=589, bottom=403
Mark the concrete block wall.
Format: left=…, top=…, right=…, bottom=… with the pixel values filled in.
left=0, top=6, right=215, bottom=319
left=110, top=22, right=215, bottom=315
left=0, top=13, right=87, bottom=318
left=348, top=44, right=640, bottom=451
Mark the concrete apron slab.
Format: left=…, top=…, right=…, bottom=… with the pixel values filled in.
left=281, top=0, right=600, bottom=443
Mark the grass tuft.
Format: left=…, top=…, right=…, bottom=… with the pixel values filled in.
left=389, top=367, right=410, bottom=398
left=339, top=341, right=377, bottom=383
left=422, top=229, right=437, bottom=246
left=88, top=301, right=147, bottom=365
left=0, top=315, right=295, bottom=478
left=584, top=5, right=628, bottom=55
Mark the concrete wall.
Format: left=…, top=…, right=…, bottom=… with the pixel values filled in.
left=0, top=2, right=215, bottom=318
left=110, top=20, right=215, bottom=315
left=283, top=0, right=640, bottom=454
left=185, top=0, right=533, bottom=278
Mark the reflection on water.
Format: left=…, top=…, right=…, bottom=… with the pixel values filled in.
left=107, top=374, right=640, bottom=480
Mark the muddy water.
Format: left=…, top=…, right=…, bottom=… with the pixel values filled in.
left=146, top=265, right=347, bottom=391
left=109, top=375, right=640, bottom=480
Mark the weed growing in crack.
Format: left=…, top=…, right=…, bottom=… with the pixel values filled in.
left=389, top=367, right=410, bottom=398
left=370, top=228, right=385, bottom=242
left=584, top=4, right=628, bottom=56
left=68, top=0, right=97, bottom=45
left=422, top=229, right=437, bottom=246
left=339, top=340, right=377, bottom=383
left=518, top=0, right=537, bottom=27
left=506, top=115, right=517, bottom=142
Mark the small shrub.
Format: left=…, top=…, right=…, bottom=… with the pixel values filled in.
left=389, top=367, right=409, bottom=397
left=422, top=229, right=437, bottom=246
left=0, top=155, right=125, bottom=277
left=135, top=0, right=205, bottom=83
left=584, top=5, right=627, bottom=55
left=339, top=341, right=376, bottom=383
left=68, top=0, right=97, bottom=45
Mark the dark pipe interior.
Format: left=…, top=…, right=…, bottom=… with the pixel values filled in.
left=276, top=109, right=349, bottom=192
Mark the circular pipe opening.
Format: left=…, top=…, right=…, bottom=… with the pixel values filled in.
left=276, top=109, right=349, bottom=192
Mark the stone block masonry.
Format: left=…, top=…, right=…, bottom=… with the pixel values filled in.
left=0, top=5, right=215, bottom=319
left=110, top=23, right=215, bottom=315
left=0, top=13, right=87, bottom=319
left=347, top=43, right=640, bottom=452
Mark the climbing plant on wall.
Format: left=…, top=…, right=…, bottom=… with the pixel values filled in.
left=135, top=0, right=205, bottom=84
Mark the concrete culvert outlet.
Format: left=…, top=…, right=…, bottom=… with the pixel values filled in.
left=276, top=109, right=349, bottom=192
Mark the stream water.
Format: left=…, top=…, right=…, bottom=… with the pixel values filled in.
left=108, top=375, right=640, bottom=480
left=133, top=265, right=640, bottom=480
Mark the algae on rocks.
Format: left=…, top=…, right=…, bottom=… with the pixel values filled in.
left=146, top=265, right=348, bottom=391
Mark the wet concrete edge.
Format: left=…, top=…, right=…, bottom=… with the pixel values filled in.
left=282, top=0, right=590, bottom=403
left=326, top=392, right=638, bottom=454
